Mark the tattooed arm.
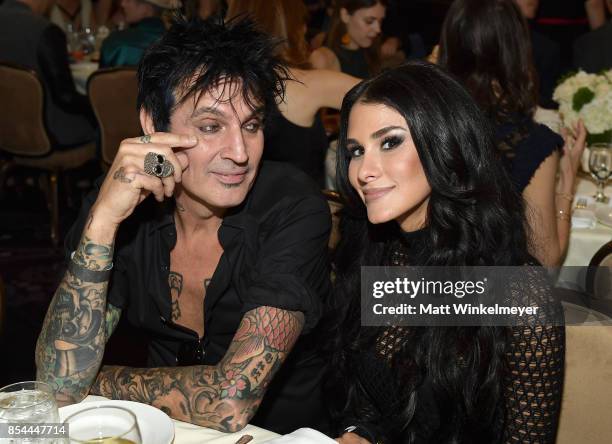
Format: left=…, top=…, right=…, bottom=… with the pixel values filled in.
left=35, top=218, right=120, bottom=405
left=35, top=132, right=193, bottom=404
left=91, top=306, right=304, bottom=432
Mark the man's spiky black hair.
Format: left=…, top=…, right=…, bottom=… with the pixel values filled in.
left=137, top=15, right=291, bottom=131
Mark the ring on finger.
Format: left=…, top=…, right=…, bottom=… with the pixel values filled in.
left=140, top=134, right=152, bottom=144
left=144, top=151, right=174, bottom=178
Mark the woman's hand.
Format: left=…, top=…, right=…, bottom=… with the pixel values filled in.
left=557, top=120, right=587, bottom=195
left=335, top=432, right=371, bottom=444
left=427, top=44, right=439, bottom=64
left=91, top=132, right=195, bottom=229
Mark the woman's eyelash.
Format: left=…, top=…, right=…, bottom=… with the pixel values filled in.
left=381, top=135, right=404, bottom=150
left=347, top=145, right=364, bottom=157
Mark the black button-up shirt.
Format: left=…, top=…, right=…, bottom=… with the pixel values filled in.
left=65, top=161, right=332, bottom=433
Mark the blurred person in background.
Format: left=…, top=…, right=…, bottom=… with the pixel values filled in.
left=574, top=0, right=612, bottom=72
left=49, top=0, right=95, bottom=32
left=310, top=0, right=386, bottom=79
left=184, top=0, right=225, bottom=20
left=439, top=0, right=586, bottom=267
left=226, top=0, right=360, bottom=187
left=514, top=0, right=561, bottom=108
left=0, top=0, right=96, bottom=147
left=99, top=0, right=178, bottom=67
left=379, top=0, right=427, bottom=63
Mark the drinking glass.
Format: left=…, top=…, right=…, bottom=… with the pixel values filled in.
left=588, top=143, right=612, bottom=203
left=0, top=381, right=60, bottom=443
left=64, top=406, right=142, bottom=444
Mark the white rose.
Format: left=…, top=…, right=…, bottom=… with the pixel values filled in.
left=579, top=92, right=612, bottom=134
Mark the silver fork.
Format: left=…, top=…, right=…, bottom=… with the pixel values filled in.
left=575, top=197, right=588, bottom=209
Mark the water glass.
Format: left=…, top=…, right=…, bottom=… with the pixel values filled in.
left=64, top=406, right=142, bottom=444
left=0, top=381, right=60, bottom=443
left=588, top=143, right=612, bottom=203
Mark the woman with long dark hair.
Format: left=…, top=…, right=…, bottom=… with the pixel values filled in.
left=438, top=0, right=586, bottom=267
left=328, top=61, right=564, bottom=443
left=310, top=0, right=387, bottom=78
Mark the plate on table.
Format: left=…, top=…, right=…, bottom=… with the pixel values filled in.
left=595, top=206, right=612, bottom=227
left=59, top=400, right=174, bottom=444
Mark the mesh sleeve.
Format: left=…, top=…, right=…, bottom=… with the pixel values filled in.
left=502, top=267, right=565, bottom=443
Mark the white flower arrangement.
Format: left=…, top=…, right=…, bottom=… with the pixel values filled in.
left=553, top=69, right=612, bottom=144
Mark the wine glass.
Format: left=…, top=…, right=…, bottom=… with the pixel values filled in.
left=64, top=405, right=142, bottom=443
left=588, top=143, right=612, bottom=203
left=0, top=381, right=60, bottom=443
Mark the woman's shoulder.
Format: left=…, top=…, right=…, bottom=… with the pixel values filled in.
left=309, top=46, right=340, bottom=71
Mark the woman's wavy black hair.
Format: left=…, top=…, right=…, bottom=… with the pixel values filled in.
left=327, top=61, right=532, bottom=441
left=438, top=0, right=538, bottom=122
left=137, top=15, right=291, bottom=131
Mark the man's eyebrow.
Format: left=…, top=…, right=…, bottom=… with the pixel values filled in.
left=190, top=105, right=265, bottom=121
left=371, top=125, right=406, bottom=139
left=190, top=106, right=224, bottom=119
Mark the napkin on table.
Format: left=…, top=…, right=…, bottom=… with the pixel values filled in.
left=263, top=428, right=337, bottom=444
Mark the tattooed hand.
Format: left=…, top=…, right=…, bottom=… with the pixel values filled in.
left=90, top=306, right=305, bottom=432
left=92, top=132, right=194, bottom=228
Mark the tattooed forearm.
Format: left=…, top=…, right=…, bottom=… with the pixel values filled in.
left=91, top=306, right=304, bottom=432
left=35, top=232, right=120, bottom=405
left=72, top=235, right=114, bottom=271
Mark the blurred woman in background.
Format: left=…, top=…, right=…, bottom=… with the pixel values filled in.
left=310, top=0, right=387, bottom=78
left=438, top=0, right=586, bottom=267
left=226, top=0, right=359, bottom=186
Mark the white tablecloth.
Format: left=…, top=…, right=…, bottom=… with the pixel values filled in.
left=558, top=177, right=612, bottom=291
left=563, top=177, right=612, bottom=267
left=70, top=61, right=99, bottom=95
left=76, top=396, right=280, bottom=443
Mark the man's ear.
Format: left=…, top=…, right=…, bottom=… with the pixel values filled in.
left=139, top=108, right=156, bottom=135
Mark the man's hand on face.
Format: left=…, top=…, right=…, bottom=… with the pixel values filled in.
left=92, top=132, right=195, bottom=227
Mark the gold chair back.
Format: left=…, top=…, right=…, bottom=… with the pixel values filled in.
left=322, top=189, right=341, bottom=250
left=557, top=302, right=612, bottom=443
left=0, top=63, right=51, bottom=156
left=88, top=68, right=141, bottom=166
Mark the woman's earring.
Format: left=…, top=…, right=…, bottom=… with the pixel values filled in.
left=341, top=33, right=351, bottom=46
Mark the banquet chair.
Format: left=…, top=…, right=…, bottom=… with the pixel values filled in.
left=557, top=302, right=612, bottom=443
left=87, top=67, right=141, bottom=167
left=322, top=189, right=341, bottom=250
left=586, top=240, right=612, bottom=301
left=0, top=62, right=96, bottom=246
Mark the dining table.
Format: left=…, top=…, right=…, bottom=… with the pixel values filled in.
left=69, top=395, right=281, bottom=443
left=70, top=61, right=99, bottom=95
left=557, top=176, right=612, bottom=291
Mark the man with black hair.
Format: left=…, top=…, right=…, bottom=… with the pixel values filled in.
left=35, top=17, right=331, bottom=434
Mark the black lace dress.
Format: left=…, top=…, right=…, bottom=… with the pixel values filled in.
left=495, top=115, right=564, bottom=194
left=336, top=229, right=565, bottom=443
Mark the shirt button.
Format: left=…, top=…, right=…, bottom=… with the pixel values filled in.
left=161, top=265, right=168, bottom=271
